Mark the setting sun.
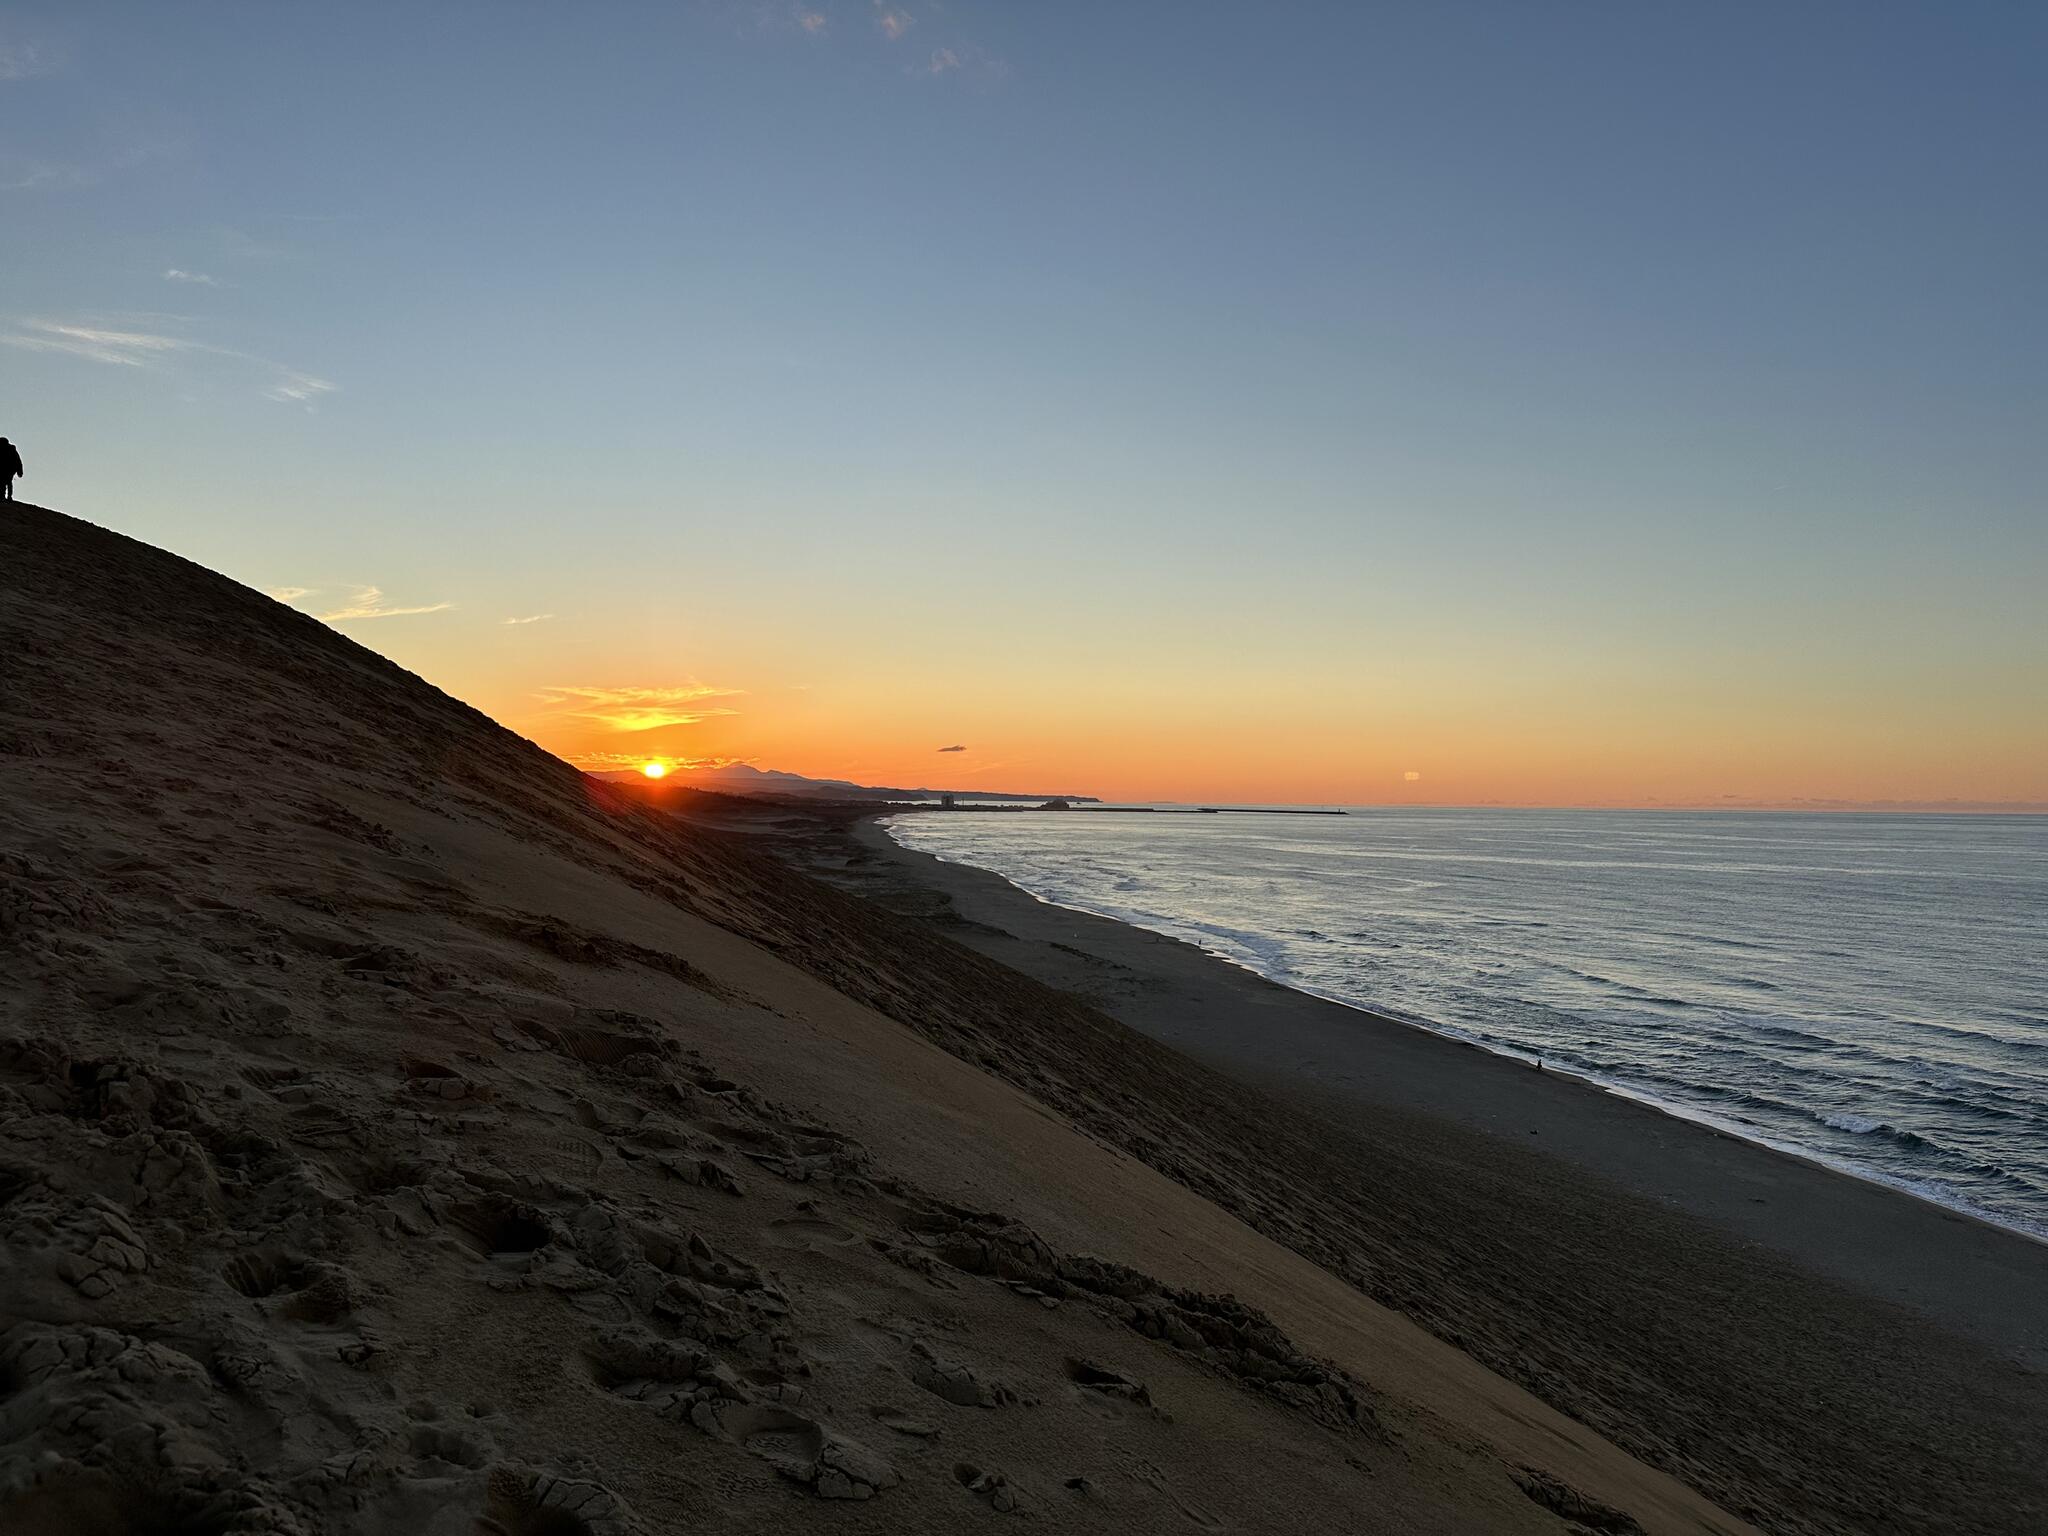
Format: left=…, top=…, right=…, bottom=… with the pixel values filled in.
left=640, top=761, right=667, bottom=779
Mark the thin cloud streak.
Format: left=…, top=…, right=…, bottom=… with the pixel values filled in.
left=1, top=137, right=183, bottom=195
left=0, top=41, right=58, bottom=82
left=0, top=159, right=70, bottom=191
left=572, top=751, right=752, bottom=772
left=538, top=684, right=744, bottom=707
left=911, top=40, right=1002, bottom=80
left=503, top=613, right=555, bottom=626
left=755, top=5, right=996, bottom=81
left=2, top=321, right=185, bottom=367
left=536, top=683, right=745, bottom=734
left=265, top=370, right=335, bottom=403
left=316, top=586, right=455, bottom=623
left=0, top=316, right=334, bottom=404
left=163, top=268, right=218, bottom=286
left=581, top=708, right=739, bottom=732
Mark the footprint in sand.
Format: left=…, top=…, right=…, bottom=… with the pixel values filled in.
left=908, top=1340, right=1023, bottom=1408
left=1066, top=1356, right=1156, bottom=1418
left=474, top=1466, right=636, bottom=1536
left=410, top=1423, right=489, bottom=1469
left=542, top=1134, right=606, bottom=1178
left=441, top=1195, right=554, bottom=1260
left=954, top=1462, right=1028, bottom=1514
left=1125, top=1456, right=1227, bottom=1531
left=721, top=1403, right=900, bottom=1500
left=868, top=1404, right=941, bottom=1439
left=763, top=1214, right=862, bottom=1251
left=221, top=1249, right=359, bottom=1324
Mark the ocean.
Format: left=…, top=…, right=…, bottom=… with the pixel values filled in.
left=882, top=807, right=2048, bottom=1240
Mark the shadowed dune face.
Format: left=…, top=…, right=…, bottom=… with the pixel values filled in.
left=3, top=506, right=1730, bottom=1534
left=5, top=500, right=2033, bottom=1535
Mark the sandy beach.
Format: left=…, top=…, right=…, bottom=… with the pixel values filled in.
left=847, top=815, right=2048, bottom=1364
left=3, top=503, right=2042, bottom=1535
left=9, top=6, right=2043, bottom=1533
left=699, top=798, right=2048, bottom=1534
left=2, top=503, right=1779, bottom=1535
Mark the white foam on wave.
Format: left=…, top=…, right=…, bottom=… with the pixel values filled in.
left=877, top=811, right=2048, bottom=1246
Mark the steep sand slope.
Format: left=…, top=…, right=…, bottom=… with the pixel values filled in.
left=0, top=501, right=1746, bottom=1535
left=745, top=806, right=2048, bottom=1536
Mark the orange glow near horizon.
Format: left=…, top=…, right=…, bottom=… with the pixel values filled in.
left=491, top=687, right=2048, bottom=813
left=395, top=606, right=2047, bottom=813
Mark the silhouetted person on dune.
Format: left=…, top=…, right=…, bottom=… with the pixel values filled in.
left=0, top=438, right=20, bottom=501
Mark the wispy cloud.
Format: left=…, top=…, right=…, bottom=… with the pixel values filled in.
left=1404, top=770, right=1422, bottom=782
left=271, top=584, right=452, bottom=622
left=537, top=683, right=743, bottom=733
left=751, top=3, right=996, bottom=78
left=0, top=315, right=335, bottom=405
left=0, top=159, right=66, bottom=192
left=742, top=2, right=828, bottom=39
left=212, top=226, right=294, bottom=262
left=1, top=320, right=186, bottom=367
left=264, top=370, right=335, bottom=404
left=2, top=135, right=182, bottom=196
left=316, top=587, right=455, bottom=623
left=572, top=751, right=752, bottom=772
left=163, top=268, right=217, bottom=286
left=504, top=613, right=554, bottom=625
left=0, top=40, right=59, bottom=83
left=938, top=744, right=965, bottom=752
left=909, top=40, right=1002, bottom=80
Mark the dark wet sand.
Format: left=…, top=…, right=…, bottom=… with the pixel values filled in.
left=850, top=818, right=2048, bottom=1370
left=852, top=816, right=2048, bottom=1368
left=644, top=790, right=2048, bottom=1531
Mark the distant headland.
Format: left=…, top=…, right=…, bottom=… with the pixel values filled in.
left=586, top=762, right=1101, bottom=804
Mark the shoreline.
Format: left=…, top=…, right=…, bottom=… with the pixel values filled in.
left=14, top=500, right=1795, bottom=1536
left=22, top=501, right=2047, bottom=1535
left=880, top=816, right=2048, bottom=1251
left=853, top=813, right=2048, bottom=1371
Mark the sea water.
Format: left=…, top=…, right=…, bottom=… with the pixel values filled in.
left=882, top=808, right=2048, bottom=1239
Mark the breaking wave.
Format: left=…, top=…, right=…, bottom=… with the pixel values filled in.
left=886, top=806, right=2048, bottom=1240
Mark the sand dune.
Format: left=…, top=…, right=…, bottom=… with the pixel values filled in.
left=2, top=501, right=1759, bottom=1533
left=743, top=808, right=2048, bottom=1536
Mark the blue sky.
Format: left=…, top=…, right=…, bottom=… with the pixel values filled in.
left=3, top=3, right=2043, bottom=803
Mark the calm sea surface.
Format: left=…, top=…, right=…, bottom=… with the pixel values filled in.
left=883, top=808, right=2048, bottom=1238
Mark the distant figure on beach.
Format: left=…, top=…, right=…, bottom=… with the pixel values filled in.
left=0, top=438, right=20, bottom=501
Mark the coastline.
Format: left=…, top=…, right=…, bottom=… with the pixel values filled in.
left=853, top=814, right=2048, bottom=1371
left=18, top=501, right=1797, bottom=1536
left=651, top=780, right=2048, bottom=1529
left=881, top=813, right=2048, bottom=1252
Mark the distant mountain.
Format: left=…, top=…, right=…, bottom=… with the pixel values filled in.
left=587, top=762, right=1098, bottom=803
